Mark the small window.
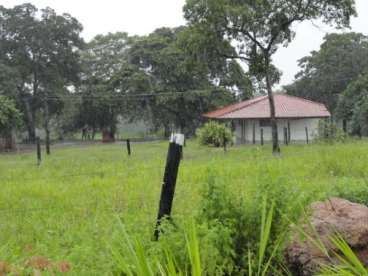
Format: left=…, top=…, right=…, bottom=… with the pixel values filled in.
left=259, top=119, right=271, bottom=127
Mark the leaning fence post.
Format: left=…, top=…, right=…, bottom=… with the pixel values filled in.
left=154, top=133, right=184, bottom=240
left=261, top=128, right=264, bottom=146
left=36, top=137, right=41, bottom=166
left=126, top=139, right=131, bottom=156
left=284, top=127, right=288, bottom=145
left=305, top=127, right=309, bottom=144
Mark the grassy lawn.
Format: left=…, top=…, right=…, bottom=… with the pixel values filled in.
left=1, top=140, right=368, bottom=274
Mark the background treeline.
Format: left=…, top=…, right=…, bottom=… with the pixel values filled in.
left=1, top=3, right=368, bottom=146
left=284, top=32, right=368, bottom=136
left=0, top=3, right=253, bottom=145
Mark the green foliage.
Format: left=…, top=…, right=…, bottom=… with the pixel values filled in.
left=195, top=167, right=305, bottom=275
left=314, top=120, right=347, bottom=143
left=128, top=27, right=246, bottom=135
left=76, top=27, right=249, bottom=137
left=197, top=121, right=232, bottom=147
left=0, top=3, right=84, bottom=140
left=0, top=95, right=22, bottom=134
left=337, top=72, right=368, bottom=136
left=286, top=33, right=368, bottom=112
left=112, top=219, right=201, bottom=276
left=319, top=235, right=368, bottom=275
left=331, top=178, right=368, bottom=206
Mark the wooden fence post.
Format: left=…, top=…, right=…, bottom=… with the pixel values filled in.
left=252, top=123, right=256, bottom=144
left=36, top=137, right=41, bottom=166
left=223, top=132, right=227, bottom=152
left=260, top=128, right=264, bottom=146
left=126, top=139, right=131, bottom=156
left=305, top=127, right=309, bottom=144
left=284, top=127, right=288, bottom=145
left=287, top=121, right=291, bottom=144
left=154, top=133, right=184, bottom=240
left=45, top=135, right=50, bottom=155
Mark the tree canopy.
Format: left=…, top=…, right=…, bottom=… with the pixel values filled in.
left=75, top=27, right=252, bottom=137
left=285, top=32, right=368, bottom=113
left=336, top=72, right=368, bottom=135
left=0, top=3, right=84, bottom=141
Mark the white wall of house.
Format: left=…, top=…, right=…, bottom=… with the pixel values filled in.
left=234, top=118, right=321, bottom=144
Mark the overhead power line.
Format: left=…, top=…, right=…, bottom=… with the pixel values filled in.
left=42, top=89, right=233, bottom=100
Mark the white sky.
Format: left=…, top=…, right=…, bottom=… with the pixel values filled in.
left=1, top=0, right=367, bottom=86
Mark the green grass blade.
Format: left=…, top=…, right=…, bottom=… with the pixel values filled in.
left=185, top=222, right=202, bottom=276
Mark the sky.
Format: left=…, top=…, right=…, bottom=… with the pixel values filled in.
left=1, top=0, right=368, bottom=87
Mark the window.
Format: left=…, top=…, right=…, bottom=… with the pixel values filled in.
left=259, top=119, right=271, bottom=127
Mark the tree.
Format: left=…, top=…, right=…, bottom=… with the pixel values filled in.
left=285, top=33, right=368, bottom=114
left=78, top=32, right=147, bottom=141
left=336, top=72, right=368, bottom=135
left=129, top=27, right=252, bottom=135
left=77, top=28, right=246, bottom=140
left=0, top=4, right=84, bottom=144
left=184, top=0, right=356, bottom=153
left=0, top=96, right=22, bottom=150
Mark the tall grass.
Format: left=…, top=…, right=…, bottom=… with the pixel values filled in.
left=0, top=141, right=368, bottom=273
left=111, top=198, right=279, bottom=276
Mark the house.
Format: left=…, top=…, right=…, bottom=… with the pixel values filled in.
left=203, top=94, right=331, bottom=144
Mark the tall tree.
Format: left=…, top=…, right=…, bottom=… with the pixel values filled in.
left=285, top=33, right=368, bottom=114
left=184, top=0, right=356, bottom=153
left=0, top=4, right=84, bottom=143
left=78, top=32, right=148, bottom=141
left=129, top=27, right=252, bottom=135
left=79, top=28, right=252, bottom=138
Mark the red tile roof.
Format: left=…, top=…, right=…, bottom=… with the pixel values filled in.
left=204, top=94, right=331, bottom=119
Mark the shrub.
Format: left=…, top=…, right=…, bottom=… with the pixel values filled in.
left=197, top=121, right=232, bottom=147
left=195, top=168, right=301, bottom=275
left=314, top=120, right=347, bottom=143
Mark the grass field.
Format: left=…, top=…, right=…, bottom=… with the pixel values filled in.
left=1, top=140, right=368, bottom=275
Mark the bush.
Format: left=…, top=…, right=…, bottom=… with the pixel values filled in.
left=195, top=168, right=304, bottom=275
left=314, top=120, right=347, bottom=143
left=197, top=121, right=232, bottom=147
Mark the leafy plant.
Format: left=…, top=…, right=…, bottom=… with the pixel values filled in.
left=197, top=169, right=290, bottom=275
left=197, top=121, right=232, bottom=147
left=112, top=219, right=202, bottom=276
left=319, top=234, right=368, bottom=276
left=314, top=120, right=347, bottom=143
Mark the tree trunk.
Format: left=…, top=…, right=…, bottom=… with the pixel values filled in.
left=343, top=119, right=347, bottom=133
left=265, top=59, right=280, bottom=154
left=44, top=100, right=51, bottom=155
left=3, top=131, right=16, bottom=151
left=22, top=96, right=36, bottom=143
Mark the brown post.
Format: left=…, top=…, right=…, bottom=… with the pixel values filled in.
left=36, top=137, right=41, bottom=166
left=261, top=128, right=264, bottom=146
left=284, top=127, right=288, bottom=145
left=305, top=127, right=309, bottom=144
left=252, top=122, right=256, bottom=144
left=223, top=132, right=227, bottom=152
left=287, top=121, right=291, bottom=143
left=126, top=139, right=131, bottom=156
